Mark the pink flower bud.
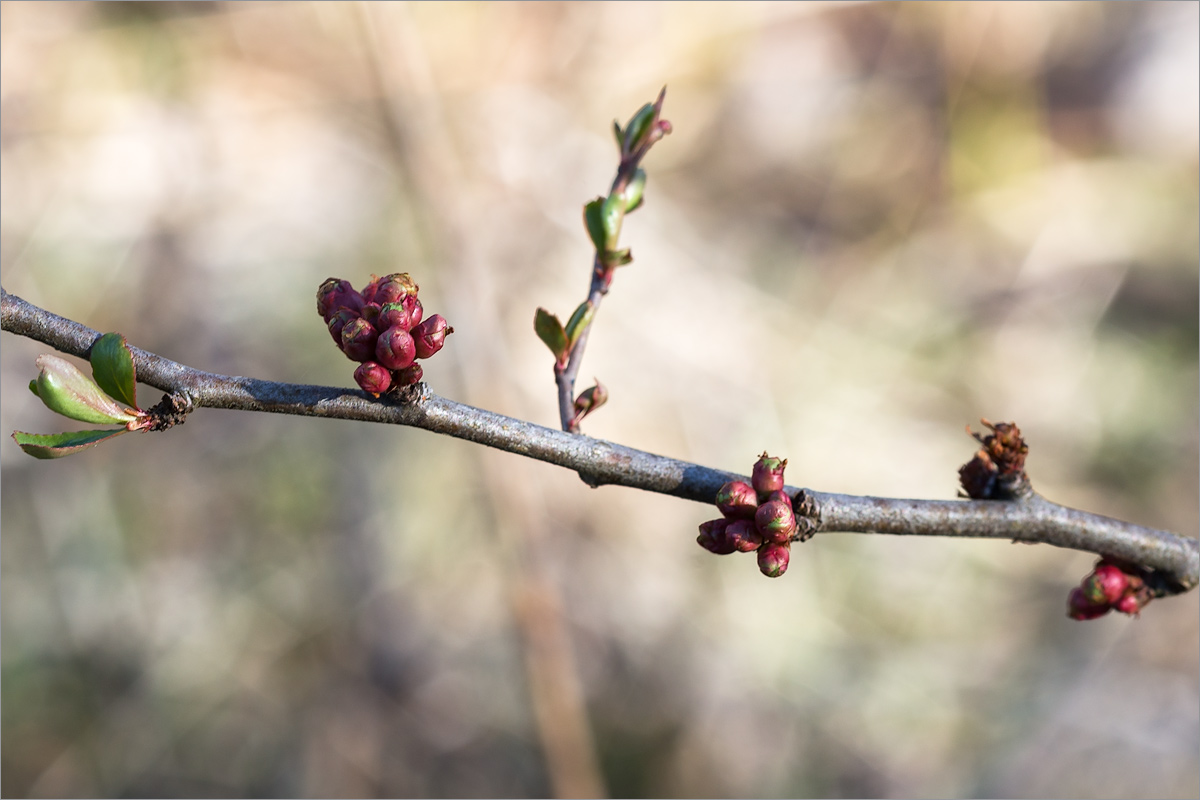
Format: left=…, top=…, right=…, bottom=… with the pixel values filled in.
left=402, top=294, right=424, bottom=329
left=757, top=542, right=790, bottom=578
left=1067, top=587, right=1111, bottom=621
left=1114, top=592, right=1151, bottom=617
left=317, top=278, right=364, bottom=320
left=752, top=452, right=787, bottom=496
left=360, top=302, right=383, bottom=327
left=766, top=490, right=793, bottom=509
left=354, top=362, right=392, bottom=396
left=379, top=301, right=415, bottom=332
left=755, top=499, right=796, bottom=544
left=697, top=519, right=736, bottom=555
left=327, top=308, right=360, bottom=347
left=725, top=519, right=762, bottom=552
left=372, top=273, right=419, bottom=306
left=340, top=317, right=379, bottom=362
left=413, top=314, right=453, bottom=359
left=392, top=363, right=424, bottom=387
left=376, top=326, right=417, bottom=371
left=716, top=480, right=758, bottom=519
left=1082, top=565, right=1130, bottom=605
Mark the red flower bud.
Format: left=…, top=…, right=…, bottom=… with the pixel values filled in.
left=376, top=326, right=417, bottom=371
left=372, top=273, right=419, bottom=306
left=392, top=362, right=424, bottom=387
left=1114, top=592, right=1151, bottom=617
left=755, top=499, right=796, bottom=544
left=327, top=308, right=360, bottom=347
left=757, top=542, right=790, bottom=578
left=354, top=362, right=392, bottom=396
left=716, top=480, right=758, bottom=519
left=1067, top=587, right=1110, bottom=621
left=413, top=314, right=453, bottom=359
left=766, top=490, right=793, bottom=509
left=360, top=302, right=383, bottom=327
left=725, top=519, right=763, bottom=552
left=1082, top=565, right=1130, bottom=605
left=697, top=519, right=736, bottom=555
left=752, top=452, right=787, bottom=496
left=340, top=317, right=379, bottom=362
left=317, top=278, right=364, bottom=320
left=379, top=301, right=415, bottom=332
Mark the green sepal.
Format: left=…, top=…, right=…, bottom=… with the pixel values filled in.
left=623, top=169, right=647, bottom=213
left=12, top=429, right=127, bottom=459
left=564, top=301, right=595, bottom=351
left=90, top=332, right=139, bottom=410
left=34, top=355, right=139, bottom=425
left=534, top=307, right=569, bottom=363
left=583, top=197, right=608, bottom=252
left=601, top=248, right=633, bottom=268
left=29, top=380, right=39, bottom=398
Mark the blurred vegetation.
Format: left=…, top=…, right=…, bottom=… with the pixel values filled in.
left=2, top=2, right=1197, bottom=797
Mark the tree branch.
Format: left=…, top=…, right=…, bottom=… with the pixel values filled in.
left=4, top=288, right=1196, bottom=592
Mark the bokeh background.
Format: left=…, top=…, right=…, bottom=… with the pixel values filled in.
left=2, top=2, right=1197, bottom=797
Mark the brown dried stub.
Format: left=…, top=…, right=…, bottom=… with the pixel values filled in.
left=959, top=419, right=1029, bottom=499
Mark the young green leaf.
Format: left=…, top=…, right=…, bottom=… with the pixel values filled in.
left=600, top=248, right=633, bottom=268
left=534, top=308, right=569, bottom=363
left=583, top=197, right=608, bottom=253
left=612, top=120, right=623, bottom=154
left=622, top=168, right=647, bottom=213
left=564, top=301, right=595, bottom=350
left=34, top=355, right=139, bottom=426
left=622, top=102, right=656, bottom=155
left=90, top=332, right=139, bottom=410
left=12, top=429, right=128, bottom=459
left=600, top=192, right=625, bottom=249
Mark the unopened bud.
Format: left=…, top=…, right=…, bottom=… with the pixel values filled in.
left=697, top=519, right=735, bottom=555
left=376, top=326, right=417, bottom=371
left=327, top=308, right=360, bottom=347
left=752, top=452, right=787, bottom=497
left=413, top=314, right=453, bottom=359
left=716, top=480, right=757, bottom=519
left=1067, top=587, right=1110, bottom=621
left=755, top=499, right=796, bottom=544
left=379, top=301, right=416, bottom=332
left=1114, top=592, right=1151, bottom=617
left=360, top=302, right=382, bottom=327
left=393, top=363, right=424, bottom=387
left=757, top=542, right=790, bottom=578
left=340, top=317, right=379, bottom=363
left=765, top=490, right=793, bottom=509
left=317, top=278, right=363, bottom=320
left=373, top=273, right=419, bottom=306
left=1082, top=565, right=1130, bottom=605
left=354, top=362, right=392, bottom=396
left=725, top=519, right=762, bottom=552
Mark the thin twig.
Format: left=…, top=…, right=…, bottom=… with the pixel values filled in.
left=4, top=288, right=1197, bottom=591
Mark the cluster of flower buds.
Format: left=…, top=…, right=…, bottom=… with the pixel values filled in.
left=1067, top=557, right=1156, bottom=620
left=317, top=273, right=453, bottom=396
left=697, top=453, right=800, bottom=578
left=959, top=419, right=1030, bottom=499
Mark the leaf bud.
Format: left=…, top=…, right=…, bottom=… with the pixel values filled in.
left=375, top=326, right=417, bottom=371
left=413, top=314, right=453, bottom=359
left=340, top=317, right=379, bottom=363
left=354, top=362, right=392, bottom=396
left=757, top=542, right=791, bottom=578
left=715, top=480, right=757, bottom=520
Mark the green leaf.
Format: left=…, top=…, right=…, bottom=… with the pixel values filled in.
left=622, top=102, right=656, bottom=154
left=35, top=355, right=139, bottom=425
left=90, top=332, right=139, bottom=410
left=564, top=301, right=595, bottom=350
left=612, top=120, right=623, bottom=153
left=601, top=248, right=633, bottom=268
left=623, top=168, right=647, bottom=213
left=583, top=197, right=608, bottom=253
left=600, top=192, right=625, bottom=248
left=534, top=308, right=569, bottom=363
left=12, top=429, right=127, bottom=459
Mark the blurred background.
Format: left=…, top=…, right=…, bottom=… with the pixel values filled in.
left=2, top=2, right=1197, bottom=797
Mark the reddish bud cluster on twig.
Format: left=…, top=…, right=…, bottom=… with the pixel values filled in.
left=1068, top=557, right=1157, bottom=620
left=698, top=453, right=807, bottom=578
left=317, top=274, right=453, bottom=396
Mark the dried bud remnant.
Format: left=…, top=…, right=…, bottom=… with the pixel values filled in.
left=959, top=420, right=1029, bottom=499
